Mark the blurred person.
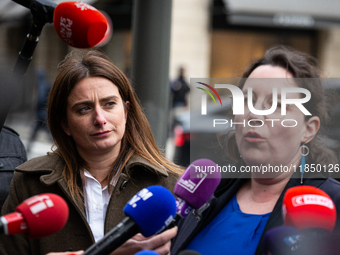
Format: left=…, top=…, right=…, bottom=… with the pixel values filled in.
left=170, top=67, right=190, bottom=109
left=169, top=67, right=190, bottom=138
left=0, top=49, right=182, bottom=255
left=0, top=67, right=27, bottom=212
left=26, top=68, right=52, bottom=153
left=171, top=46, right=340, bottom=255
left=0, top=126, right=27, bottom=211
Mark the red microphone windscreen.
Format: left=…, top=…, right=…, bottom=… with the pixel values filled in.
left=283, top=186, right=336, bottom=232
left=95, top=11, right=113, bottom=47
left=53, top=2, right=108, bottom=48
left=15, top=193, right=69, bottom=239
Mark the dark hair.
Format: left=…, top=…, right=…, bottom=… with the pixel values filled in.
left=47, top=49, right=182, bottom=203
left=226, top=45, right=337, bottom=167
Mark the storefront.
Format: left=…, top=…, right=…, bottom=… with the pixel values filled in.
left=210, top=0, right=340, bottom=78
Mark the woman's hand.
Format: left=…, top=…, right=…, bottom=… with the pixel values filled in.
left=110, top=226, right=178, bottom=255
left=45, top=227, right=177, bottom=255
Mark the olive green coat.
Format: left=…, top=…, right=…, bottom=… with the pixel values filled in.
left=0, top=153, right=179, bottom=255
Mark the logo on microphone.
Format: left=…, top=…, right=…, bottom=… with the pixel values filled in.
left=59, top=17, right=73, bottom=46
left=178, top=164, right=208, bottom=193
left=292, top=194, right=334, bottom=209
left=284, top=234, right=302, bottom=247
left=27, top=195, right=55, bottom=215
left=75, top=2, right=96, bottom=11
left=128, top=188, right=153, bottom=208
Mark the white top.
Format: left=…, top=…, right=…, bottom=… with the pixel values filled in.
left=82, top=169, right=118, bottom=243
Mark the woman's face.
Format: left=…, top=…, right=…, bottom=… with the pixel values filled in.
left=235, top=65, right=318, bottom=169
left=62, top=77, right=128, bottom=158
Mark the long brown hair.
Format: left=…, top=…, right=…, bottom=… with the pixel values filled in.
left=47, top=49, right=182, bottom=203
left=226, top=45, right=338, bottom=167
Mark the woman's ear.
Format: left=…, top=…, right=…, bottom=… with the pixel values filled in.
left=302, top=116, right=320, bottom=144
left=124, top=101, right=130, bottom=119
left=61, top=120, right=71, bottom=136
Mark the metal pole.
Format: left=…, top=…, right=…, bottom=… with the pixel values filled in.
left=130, top=0, right=172, bottom=148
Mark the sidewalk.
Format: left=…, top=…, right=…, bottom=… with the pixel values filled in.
left=4, top=111, right=53, bottom=160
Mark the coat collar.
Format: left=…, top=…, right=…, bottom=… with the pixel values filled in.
left=15, top=152, right=169, bottom=186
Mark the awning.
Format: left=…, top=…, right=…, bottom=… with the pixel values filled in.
left=223, top=0, right=340, bottom=28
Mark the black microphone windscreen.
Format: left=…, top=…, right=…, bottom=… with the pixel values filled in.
left=11, top=0, right=32, bottom=9
left=178, top=250, right=202, bottom=255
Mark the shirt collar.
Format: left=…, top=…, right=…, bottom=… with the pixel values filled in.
left=82, top=169, right=120, bottom=190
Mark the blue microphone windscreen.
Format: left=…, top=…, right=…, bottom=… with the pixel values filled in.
left=134, top=250, right=159, bottom=255
left=123, top=185, right=176, bottom=237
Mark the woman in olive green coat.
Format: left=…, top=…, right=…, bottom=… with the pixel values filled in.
left=0, top=50, right=181, bottom=255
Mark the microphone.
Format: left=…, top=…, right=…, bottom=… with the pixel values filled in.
left=53, top=1, right=108, bottom=48
left=94, top=10, right=113, bottom=47
left=83, top=185, right=177, bottom=255
left=12, top=0, right=108, bottom=48
left=11, top=0, right=32, bottom=9
left=178, top=250, right=202, bottom=255
left=11, top=0, right=108, bottom=75
left=263, top=226, right=303, bottom=255
left=282, top=186, right=337, bottom=254
left=0, top=193, right=69, bottom=239
left=282, top=185, right=336, bottom=232
left=174, top=158, right=221, bottom=218
left=134, top=250, right=159, bottom=255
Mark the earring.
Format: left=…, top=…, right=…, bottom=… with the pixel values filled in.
left=300, top=144, right=309, bottom=157
left=262, top=102, right=266, bottom=110
left=299, top=143, right=309, bottom=184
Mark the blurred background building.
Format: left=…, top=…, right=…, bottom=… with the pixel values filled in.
left=1, top=0, right=340, bottom=160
